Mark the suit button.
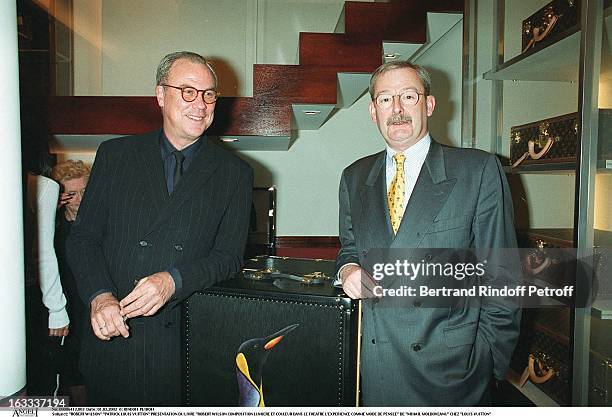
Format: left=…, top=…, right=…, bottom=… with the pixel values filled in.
left=174, top=244, right=183, bottom=252
left=412, top=343, right=422, bottom=352
left=371, top=339, right=376, bottom=344
left=165, top=321, right=173, bottom=328
left=139, top=240, right=148, bottom=247
left=413, top=300, right=422, bottom=308
left=424, top=254, right=432, bottom=261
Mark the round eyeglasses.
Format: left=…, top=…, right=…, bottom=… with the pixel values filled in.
left=161, top=84, right=219, bottom=104
left=374, top=91, right=425, bottom=109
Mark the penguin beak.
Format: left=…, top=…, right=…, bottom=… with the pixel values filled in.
left=263, top=324, right=299, bottom=350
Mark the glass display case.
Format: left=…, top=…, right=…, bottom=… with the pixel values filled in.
left=469, top=0, right=611, bottom=406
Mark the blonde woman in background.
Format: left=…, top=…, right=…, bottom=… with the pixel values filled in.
left=51, top=160, right=90, bottom=406
left=53, top=160, right=90, bottom=221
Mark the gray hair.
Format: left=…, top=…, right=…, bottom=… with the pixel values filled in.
left=369, top=61, right=431, bottom=99
left=156, top=51, right=218, bottom=88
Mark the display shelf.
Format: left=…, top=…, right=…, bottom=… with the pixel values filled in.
left=506, top=369, right=561, bottom=406
left=504, top=162, right=576, bottom=173
left=484, top=24, right=581, bottom=81
left=484, top=8, right=611, bottom=81
left=504, top=160, right=612, bottom=174
left=484, top=0, right=611, bottom=406
left=592, top=298, right=612, bottom=320
left=517, top=229, right=612, bottom=319
left=517, top=228, right=612, bottom=247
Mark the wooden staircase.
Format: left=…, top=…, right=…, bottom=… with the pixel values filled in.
left=46, top=0, right=462, bottom=151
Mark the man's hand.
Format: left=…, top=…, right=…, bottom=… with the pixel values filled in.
left=119, top=272, right=176, bottom=319
left=49, top=324, right=69, bottom=337
left=90, top=292, right=130, bottom=340
left=340, top=265, right=380, bottom=299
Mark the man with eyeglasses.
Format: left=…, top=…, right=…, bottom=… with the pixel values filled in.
left=336, top=61, right=520, bottom=405
left=66, top=51, right=253, bottom=405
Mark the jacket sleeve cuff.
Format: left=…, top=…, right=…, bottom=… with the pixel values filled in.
left=168, top=267, right=183, bottom=300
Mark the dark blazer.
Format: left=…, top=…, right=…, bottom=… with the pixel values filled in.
left=66, top=130, right=253, bottom=405
left=337, top=139, right=520, bottom=406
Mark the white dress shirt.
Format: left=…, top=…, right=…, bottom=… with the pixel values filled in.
left=385, top=133, right=431, bottom=210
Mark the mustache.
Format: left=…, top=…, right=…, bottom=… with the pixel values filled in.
left=387, top=115, right=412, bottom=126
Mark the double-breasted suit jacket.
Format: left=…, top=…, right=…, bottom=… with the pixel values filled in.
left=67, top=130, right=253, bottom=405
left=337, top=139, right=520, bottom=406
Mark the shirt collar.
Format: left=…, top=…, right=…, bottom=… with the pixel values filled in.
left=159, top=130, right=203, bottom=159
left=385, top=133, right=431, bottom=163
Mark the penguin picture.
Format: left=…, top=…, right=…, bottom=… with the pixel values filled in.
left=235, top=323, right=299, bottom=406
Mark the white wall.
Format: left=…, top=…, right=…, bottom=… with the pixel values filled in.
left=257, top=0, right=360, bottom=64
left=416, top=20, right=464, bottom=148
left=1, top=0, right=26, bottom=396
left=73, top=0, right=366, bottom=97
left=73, top=0, right=102, bottom=95
left=472, top=0, right=494, bottom=153
left=239, top=94, right=381, bottom=235
left=101, top=0, right=252, bottom=97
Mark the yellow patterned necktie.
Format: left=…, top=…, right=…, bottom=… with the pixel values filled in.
left=388, top=153, right=406, bottom=234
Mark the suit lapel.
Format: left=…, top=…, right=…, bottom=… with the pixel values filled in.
left=133, top=130, right=169, bottom=218
left=361, top=151, right=393, bottom=248
left=391, top=140, right=456, bottom=249
left=145, top=136, right=221, bottom=235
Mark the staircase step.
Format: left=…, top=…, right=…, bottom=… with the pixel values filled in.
left=337, top=72, right=372, bottom=108
left=292, top=104, right=336, bottom=130
left=46, top=96, right=162, bottom=136
left=382, top=11, right=462, bottom=63
left=343, top=1, right=426, bottom=38
left=210, top=97, right=291, bottom=137
left=425, top=0, right=464, bottom=13
left=253, top=64, right=371, bottom=104
left=299, top=33, right=388, bottom=67
left=46, top=96, right=291, bottom=137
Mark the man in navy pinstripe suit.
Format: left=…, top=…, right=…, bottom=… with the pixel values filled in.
left=67, top=51, right=253, bottom=405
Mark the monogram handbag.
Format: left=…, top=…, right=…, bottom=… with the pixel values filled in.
left=510, top=110, right=612, bottom=168
left=521, top=0, right=581, bottom=53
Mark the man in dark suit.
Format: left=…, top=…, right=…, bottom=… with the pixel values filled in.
left=336, top=61, right=520, bottom=406
left=67, top=51, right=253, bottom=405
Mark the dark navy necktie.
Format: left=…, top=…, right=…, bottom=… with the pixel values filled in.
left=173, top=150, right=185, bottom=188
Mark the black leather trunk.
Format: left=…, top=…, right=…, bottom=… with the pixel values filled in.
left=182, top=257, right=357, bottom=406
